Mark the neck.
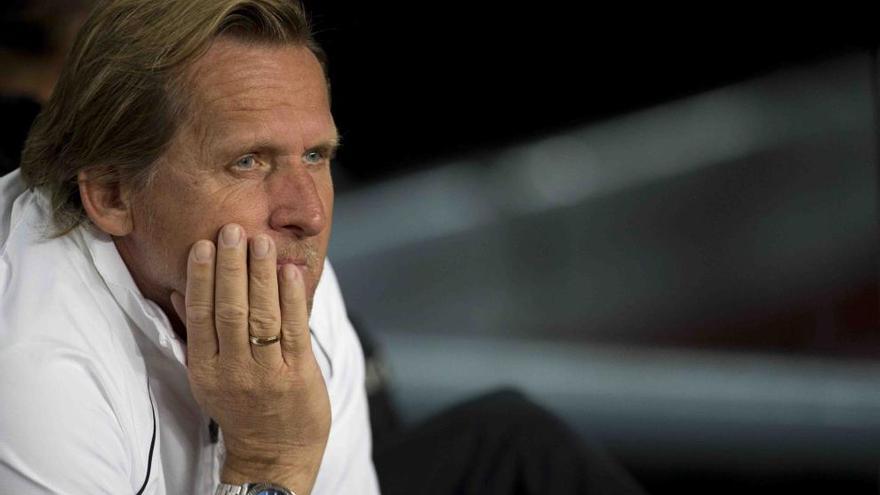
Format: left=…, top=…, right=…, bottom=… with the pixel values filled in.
left=112, top=236, right=189, bottom=342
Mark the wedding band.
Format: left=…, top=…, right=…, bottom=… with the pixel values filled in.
left=249, top=334, right=281, bottom=346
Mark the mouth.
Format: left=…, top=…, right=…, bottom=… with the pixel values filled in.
left=276, top=242, right=318, bottom=272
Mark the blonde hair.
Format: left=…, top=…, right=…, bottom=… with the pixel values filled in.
left=20, top=0, right=325, bottom=235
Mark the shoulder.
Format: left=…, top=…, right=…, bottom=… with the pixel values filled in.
left=0, top=340, right=151, bottom=492
left=0, top=185, right=121, bottom=355
left=0, top=169, right=28, bottom=249
left=0, top=171, right=121, bottom=346
left=0, top=175, right=155, bottom=492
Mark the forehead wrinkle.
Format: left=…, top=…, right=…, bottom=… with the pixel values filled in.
left=178, top=41, right=333, bottom=163
left=197, top=97, right=335, bottom=152
left=183, top=39, right=328, bottom=111
left=202, top=75, right=297, bottom=112
left=189, top=76, right=326, bottom=153
left=187, top=84, right=285, bottom=160
left=193, top=50, right=318, bottom=113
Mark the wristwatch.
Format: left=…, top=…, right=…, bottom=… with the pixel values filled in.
left=215, top=482, right=296, bottom=495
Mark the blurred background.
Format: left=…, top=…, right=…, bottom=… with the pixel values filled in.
left=3, top=2, right=880, bottom=494
left=310, top=4, right=880, bottom=495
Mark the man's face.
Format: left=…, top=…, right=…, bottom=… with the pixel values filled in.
left=116, top=38, right=337, bottom=318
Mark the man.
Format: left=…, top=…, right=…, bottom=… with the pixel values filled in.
left=0, top=0, right=378, bottom=493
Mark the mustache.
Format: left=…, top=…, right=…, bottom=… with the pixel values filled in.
left=276, top=241, right=319, bottom=269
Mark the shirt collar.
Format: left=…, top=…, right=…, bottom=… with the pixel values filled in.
left=77, top=223, right=189, bottom=366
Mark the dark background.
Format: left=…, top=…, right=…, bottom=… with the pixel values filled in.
left=4, top=3, right=880, bottom=494
left=307, top=4, right=880, bottom=183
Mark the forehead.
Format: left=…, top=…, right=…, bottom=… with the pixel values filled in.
left=182, top=38, right=334, bottom=150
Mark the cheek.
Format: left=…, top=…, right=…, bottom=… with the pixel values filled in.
left=133, top=181, right=227, bottom=275
left=213, top=186, right=272, bottom=233
left=324, top=180, right=334, bottom=216
left=318, top=172, right=334, bottom=225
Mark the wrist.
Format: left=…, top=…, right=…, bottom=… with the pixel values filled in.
left=221, top=449, right=322, bottom=495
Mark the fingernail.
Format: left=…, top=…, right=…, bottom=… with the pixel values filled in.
left=221, top=224, right=241, bottom=247
left=194, top=241, right=213, bottom=262
left=252, top=235, right=269, bottom=258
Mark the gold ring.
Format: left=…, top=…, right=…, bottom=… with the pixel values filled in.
left=249, top=334, right=281, bottom=346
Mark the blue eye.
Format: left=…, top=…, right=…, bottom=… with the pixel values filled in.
left=234, top=154, right=257, bottom=170
left=303, top=150, right=325, bottom=164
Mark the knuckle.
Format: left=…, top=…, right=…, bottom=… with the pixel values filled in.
left=214, top=303, right=248, bottom=325
left=248, top=310, right=279, bottom=332
left=186, top=304, right=214, bottom=327
left=280, top=316, right=307, bottom=332
left=216, top=259, right=244, bottom=277
left=249, top=271, right=273, bottom=290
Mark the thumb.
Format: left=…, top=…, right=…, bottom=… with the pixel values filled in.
left=170, top=290, right=186, bottom=324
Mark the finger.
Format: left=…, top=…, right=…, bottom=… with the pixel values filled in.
left=247, top=234, right=283, bottom=369
left=184, top=240, right=218, bottom=362
left=278, top=263, right=312, bottom=366
left=214, top=223, right=249, bottom=360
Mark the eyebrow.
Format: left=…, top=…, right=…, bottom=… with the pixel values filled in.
left=314, top=134, right=342, bottom=152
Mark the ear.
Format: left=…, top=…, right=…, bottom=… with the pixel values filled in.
left=78, top=169, right=134, bottom=236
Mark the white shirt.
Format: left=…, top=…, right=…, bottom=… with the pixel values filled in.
left=0, top=170, right=381, bottom=494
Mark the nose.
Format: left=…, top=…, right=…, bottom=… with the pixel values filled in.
left=267, top=165, right=328, bottom=238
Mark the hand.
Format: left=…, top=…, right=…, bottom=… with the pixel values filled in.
left=170, top=223, right=330, bottom=495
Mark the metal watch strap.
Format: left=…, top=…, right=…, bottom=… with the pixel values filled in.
left=215, top=482, right=296, bottom=495
left=215, top=483, right=245, bottom=495
left=215, top=483, right=247, bottom=495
